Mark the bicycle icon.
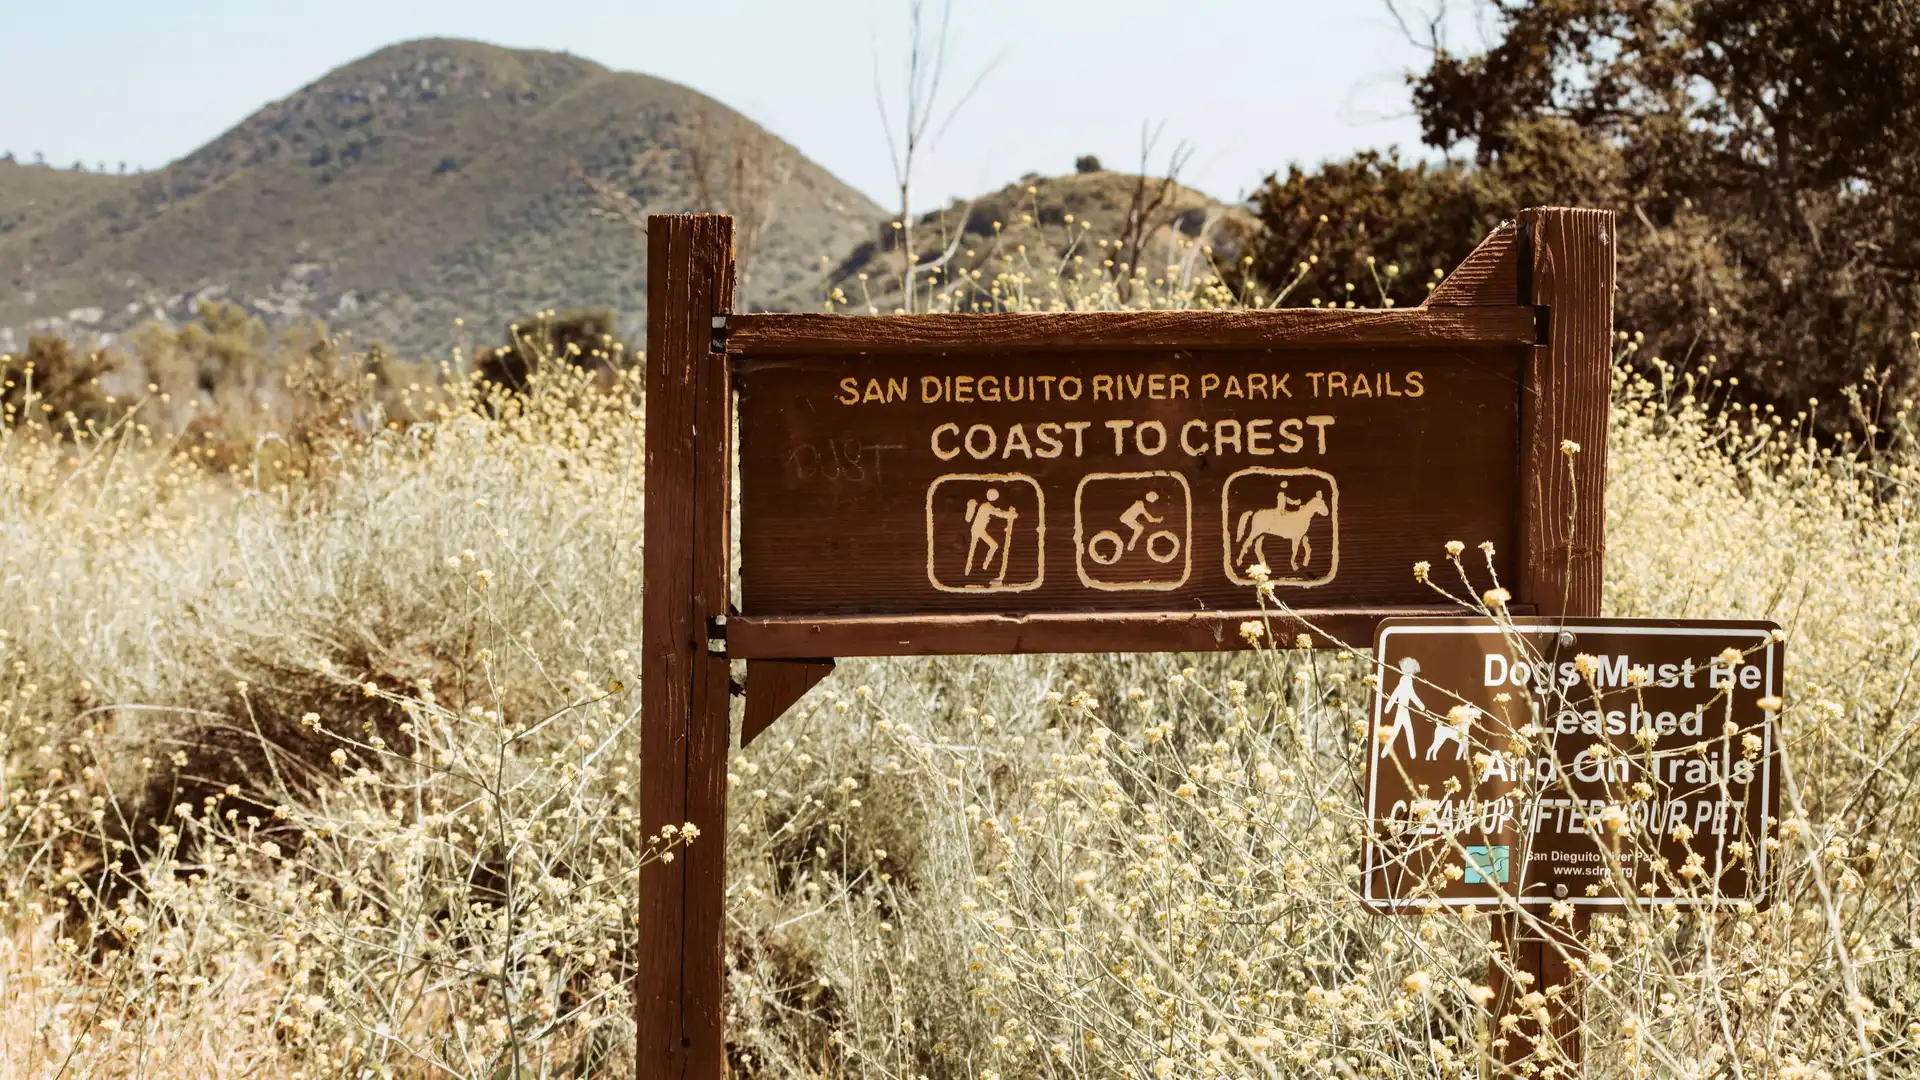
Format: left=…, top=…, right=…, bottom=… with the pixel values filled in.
left=1074, top=472, right=1191, bottom=591
left=1086, top=490, right=1182, bottom=566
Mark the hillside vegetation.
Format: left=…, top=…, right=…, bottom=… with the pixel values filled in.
left=1243, top=2, right=1920, bottom=430
left=0, top=160, right=135, bottom=240
left=0, top=267, right=1917, bottom=1077
left=0, top=39, right=881, bottom=356
left=793, top=169, right=1255, bottom=313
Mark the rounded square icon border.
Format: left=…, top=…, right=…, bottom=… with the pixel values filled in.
left=925, top=473, right=1046, bottom=593
left=1221, top=467, right=1339, bottom=587
left=1073, top=471, right=1193, bottom=592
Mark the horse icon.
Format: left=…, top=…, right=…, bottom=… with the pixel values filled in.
left=1234, top=485, right=1330, bottom=572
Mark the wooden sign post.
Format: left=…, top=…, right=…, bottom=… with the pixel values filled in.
left=639, top=208, right=1614, bottom=1078
left=638, top=215, right=736, bottom=1080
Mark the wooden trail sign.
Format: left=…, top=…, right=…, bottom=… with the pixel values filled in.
left=639, top=208, right=1614, bottom=1078
left=1364, top=617, right=1784, bottom=911
left=741, top=348, right=1519, bottom=614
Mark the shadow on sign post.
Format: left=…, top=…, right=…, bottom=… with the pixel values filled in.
left=638, top=208, right=1615, bottom=1078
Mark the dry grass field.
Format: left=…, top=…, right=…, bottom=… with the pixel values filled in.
left=2, top=258, right=1918, bottom=1079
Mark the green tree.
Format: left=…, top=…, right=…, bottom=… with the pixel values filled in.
left=1247, top=0, right=1920, bottom=421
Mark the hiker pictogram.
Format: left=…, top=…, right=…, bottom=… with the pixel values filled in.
left=1222, top=467, right=1339, bottom=587
left=925, top=474, right=1044, bottom=592
left=1378, top=656, right=1426, bottom=760
left=1074, top=472, right=1191, bottom=591
left=964, top=487, right=1020, bottom=584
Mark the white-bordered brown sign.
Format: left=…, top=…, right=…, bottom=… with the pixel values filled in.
left=1364, top=617, right=1783, bottom=911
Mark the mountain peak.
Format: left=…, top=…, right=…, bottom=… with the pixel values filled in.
left=313, top=37, right=612, bottom=102
left=0, top=39, right=881, bottom=355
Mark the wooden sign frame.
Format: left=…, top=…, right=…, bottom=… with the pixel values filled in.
left=638, top=208, right=1614, bottom=1077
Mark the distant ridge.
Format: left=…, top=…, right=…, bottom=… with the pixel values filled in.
left=0, top=38, right=883, bottom=356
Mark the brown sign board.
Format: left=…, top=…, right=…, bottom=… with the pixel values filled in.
left=737, top=349, right=1522, bottom=615
left=1364, top=617, right=1783, bottom=911
left=719, top=209, right=1615, bottom=662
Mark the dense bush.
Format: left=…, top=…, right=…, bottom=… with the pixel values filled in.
left=1243, top=0, right=1920, bottom=430
left=474, top=309, right=629, bottom=395
left=0, top=334, right=123, bottom=435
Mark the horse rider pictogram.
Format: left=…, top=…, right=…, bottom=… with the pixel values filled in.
left=1234, top=481, right=1330, bottom=573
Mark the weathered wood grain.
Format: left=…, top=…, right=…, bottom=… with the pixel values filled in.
left=1422, top=221, right=1521, bottom=307
left=1516, top=207, right=1612, bottom=621
left=741, top=659, right=834, bottom=746
left=737, top=347, right=1526, bottom=618
left=1498, top=205, right=1614, bottom=1071
left=638, top=214, right=735, bottom=1080
left=726, top=306, right=1535, bottom=353
left=725, top=607, right=1536, bottom=657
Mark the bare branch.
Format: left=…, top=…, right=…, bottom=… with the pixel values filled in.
left=1382, top=0, right=1448, bottom=54
left=930, top=52, right=1002, bottom=149
left=914, top=200, right=974, bottom=275
left=1112, top=122, right=1194, bottom=302
left=578, top=105, right=794, bottom=307
left=875, top=0, right=992, bottom=312
left=577, top=167, right=649, bottom=232
left=872, top=28, right=905, bottom=186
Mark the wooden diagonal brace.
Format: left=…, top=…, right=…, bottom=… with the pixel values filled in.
left=742, top=659, right=835, bottom=747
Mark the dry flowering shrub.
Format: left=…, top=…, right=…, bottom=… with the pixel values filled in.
left=0, top=357, right=696, bottom=1077
left=825, top=191, right=1257, bottom=316
left=2, top=293, right=1920, bottom=1079
left=790, top=355, right=1920, bottom=1080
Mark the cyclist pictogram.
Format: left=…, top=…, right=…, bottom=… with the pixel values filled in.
left=1074, top=472, right=1191, bottom=591
left=1086, top=489, right=1182, bottom=567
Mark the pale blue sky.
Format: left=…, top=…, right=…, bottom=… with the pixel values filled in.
left=0, top=0, right=1481, bottom=206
